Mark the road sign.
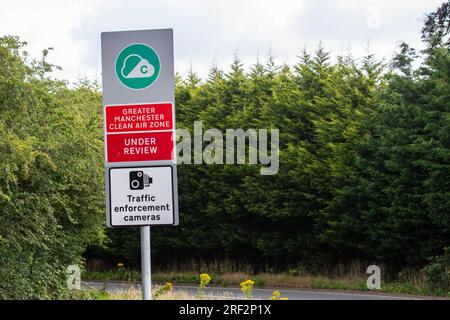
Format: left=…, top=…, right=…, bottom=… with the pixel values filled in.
left=101, top=29, right=178, bottom=300
left=101, top=29, right=178, bottom=228
left=109, top=166, right=175, bottom=226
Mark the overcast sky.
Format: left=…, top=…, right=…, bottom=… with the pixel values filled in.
left=0, top=0, right=444, bottom=83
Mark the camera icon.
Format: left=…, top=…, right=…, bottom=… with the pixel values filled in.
left=129, top=171, right=153, bottom=190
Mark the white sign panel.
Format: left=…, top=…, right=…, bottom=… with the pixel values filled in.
left=109, top=166, right=175, bottom=226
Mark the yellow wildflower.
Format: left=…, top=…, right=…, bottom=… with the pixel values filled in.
left=165, top=282, right=173, bottom=291
left=198, top=273, right=211, bottom=297
left=240, top=279, right=255, bottom=299
left=240, top=279, right=254, bottom=287
left=153, top=282, right=173, bottom=299
left=200, top=273, right=211, bottom=285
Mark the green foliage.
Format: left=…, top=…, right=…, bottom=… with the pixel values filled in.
left=0, top=36, right=104, bottom=299
left=326, top=38, right=450, bottom=268
left=422, top=1, right=450, bottom=48
left=423, top=247, right=450, bottom=293
left=68, top=289, right=110, bottom=300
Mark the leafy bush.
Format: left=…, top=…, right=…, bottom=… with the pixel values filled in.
left=0, top=36, right=104, bottom=299
left=423, top=247, right=450, bottom=294
left=68, top=289, right=110, bottom=300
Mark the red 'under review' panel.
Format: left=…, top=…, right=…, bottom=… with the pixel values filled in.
left=107, top=131, right=174, bottom=162
left=105, top=103, right=173, bottom=133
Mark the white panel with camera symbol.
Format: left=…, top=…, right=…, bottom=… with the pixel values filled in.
left=109, top=165, right=174, bottom=226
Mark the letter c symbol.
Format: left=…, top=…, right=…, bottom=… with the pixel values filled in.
left=140, top=65, right=148, bottom=74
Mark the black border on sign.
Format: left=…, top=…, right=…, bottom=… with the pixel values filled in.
left=109, top=165, right=175, bottom=227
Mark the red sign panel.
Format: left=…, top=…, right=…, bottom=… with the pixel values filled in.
left=105, top=103, right=173, bottom=133
left=107, top=131, right=174, bottom=162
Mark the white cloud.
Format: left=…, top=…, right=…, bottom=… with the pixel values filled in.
left=0, top=0, right=445, bottom=82
left=0, top=0, right=108, bottom=82
left=122, top=55, right=155, bottom=79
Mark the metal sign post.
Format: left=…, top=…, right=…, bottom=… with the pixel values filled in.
left=101, top=29, right=178, bottom=301
left=141, top=226, right=151, bottom=300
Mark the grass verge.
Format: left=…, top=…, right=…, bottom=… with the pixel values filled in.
left=82, top=270, right=450, bottom=298
left=72, top=285, right=237, bottom=300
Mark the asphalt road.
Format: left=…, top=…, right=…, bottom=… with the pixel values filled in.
left=83, top=281, right=417, bottom=300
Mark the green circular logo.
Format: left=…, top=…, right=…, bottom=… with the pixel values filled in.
left=115, top=43, right=160, bottom=90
